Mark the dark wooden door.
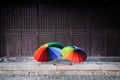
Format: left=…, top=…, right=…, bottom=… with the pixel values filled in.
left=0, top=1, right=120, bottom=57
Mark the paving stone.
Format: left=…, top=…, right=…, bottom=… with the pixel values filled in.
left=94, top=71, right=105, bottom=76
left=116, top=72, right=120, bottom=76
left=56, top=64, right=100, bottom=71
left=104, top=71, right=116, bottom=76
left=2, top=63, right=56, bottom=71
left=100, top=65, right=120, bottom=71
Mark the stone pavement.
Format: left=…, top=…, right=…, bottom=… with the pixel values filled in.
left=0, top=75, right=120, bottom=80
left=0, top=57, right=120, bottom=76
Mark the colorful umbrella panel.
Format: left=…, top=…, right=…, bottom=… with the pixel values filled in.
left=62, top=46, right=87, bottom=63
left=34, top=42, right=64, bottom=62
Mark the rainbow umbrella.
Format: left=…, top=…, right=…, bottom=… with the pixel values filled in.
left=62, top=46, right=87, bottom=63
left=34, top=42, right=64, bottom=62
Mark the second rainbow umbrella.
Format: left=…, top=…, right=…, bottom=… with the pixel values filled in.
left=62, top=46, right=87, bottom=63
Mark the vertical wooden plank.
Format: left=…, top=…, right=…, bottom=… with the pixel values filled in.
left=22, top=35, right=38, bottom=56
left=38, top=35, right=55, bottom=46
left=4, top=35, right=21, bottom=56
left=107, top=35, right=120, bottom=56
left=89, top=36, right=106, bottom=56
left=56, top=36, right=71, bottom=46
left=0, top=33, right=4, bottom=57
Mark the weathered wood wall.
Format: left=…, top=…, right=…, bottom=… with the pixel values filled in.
left=0, top=1, right=120, bottom=57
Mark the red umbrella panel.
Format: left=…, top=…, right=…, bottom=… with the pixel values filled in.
left=34, top=42, right=64, bottom=62
left=62, top=46, right=87, bottom=63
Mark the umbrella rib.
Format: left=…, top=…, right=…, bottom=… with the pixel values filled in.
left=72, top=51, right=75, bottom=62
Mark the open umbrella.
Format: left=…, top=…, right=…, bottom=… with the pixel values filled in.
left=62, top=46, right=87, bottom=63
left=34, top=42, right=64, bottom=62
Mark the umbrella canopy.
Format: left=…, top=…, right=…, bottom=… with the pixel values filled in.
left=62, top=46, right=87, bottom=63
left=34, top=42, right=64, bottom=62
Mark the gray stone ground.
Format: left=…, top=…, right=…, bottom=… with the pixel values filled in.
left=0, top=75, right=120, bottom=80
left=0, top=57, right=120, bottom=80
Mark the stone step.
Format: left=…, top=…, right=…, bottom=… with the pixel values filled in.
left=0, top=57, right=120, bottom=76
left=0, top=61, right=120, bottom=76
